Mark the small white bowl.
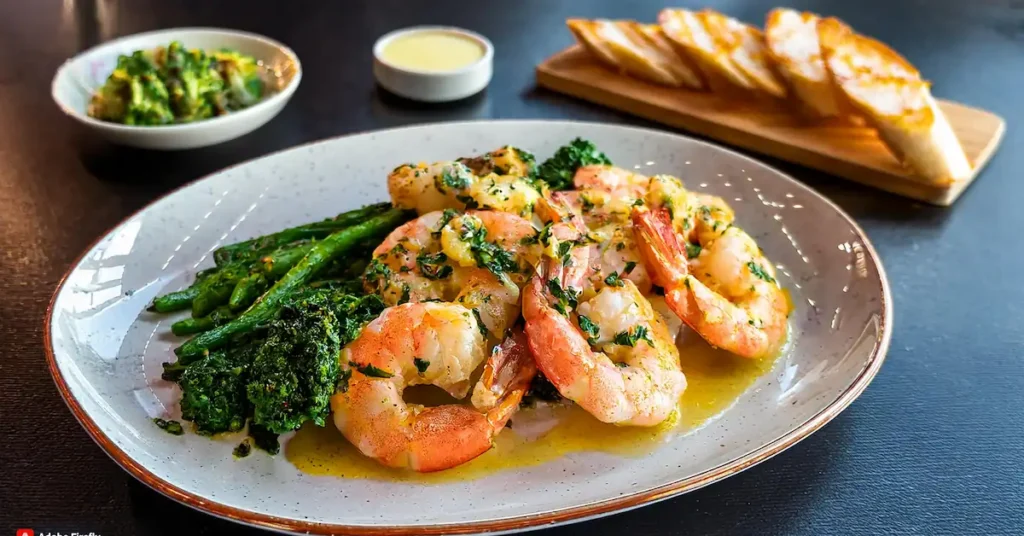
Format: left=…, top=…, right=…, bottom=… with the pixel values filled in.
left=51, top=28, right=301, bottom=150
left=373, top=26, right=493, bottom=102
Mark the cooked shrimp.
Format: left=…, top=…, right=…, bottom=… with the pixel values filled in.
left=388, top=161, right=475, bottom=215
left=458, top=145, right=536, bottom=178
left=565, top=166, right=661, bottom=294
left=632, top=206, right=788, bottom=359
left=574, top=164, right=649, bottom=204
left=332, top=304, right=535, bottom=472
left=389, top=148, right=543, bottom=217
left=522, top=244, right=686, bottom=426
left=365, top=209, right=540, bottom=337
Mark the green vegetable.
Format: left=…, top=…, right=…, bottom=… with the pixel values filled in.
left=174, top=208, right=411, bottom=360
left=171, top=306, right=236, bottom=336
left=174, top=345, right=252, bottom=435
left=191, top=263, right=249, bottom=317
left=413, top=358, right=430, bottom=375
left=246, top=294, right=343, bottom=434
left=149, top=286, right=200, bottom=313
left=153, top=418, right=184, bottom=435
left=88, top=41, right=267, bottom=126
left=225, top=244, right=314, bottom=311
left=533, top=138, right=613, bottom=191
left=228, top=273, right=268, bottom=311
left=233, top=439, right=252, bottom=458
left=213, top=203, right=392, bottom=265
left=248, top=423, right=281, bottom=455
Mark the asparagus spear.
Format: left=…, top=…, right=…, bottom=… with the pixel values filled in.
left=150, top=287, right=200, bottom=313
left=171, top=306, right=237, bottom=336
left=212, top=202, right=392, bottom=265
left=153, top=206, right=390, bottom=312
left=174, top=208, right=412, bottom=361
left=191, top=263, right=249, bottom=317
left=227, top=243, right=315, bottom=311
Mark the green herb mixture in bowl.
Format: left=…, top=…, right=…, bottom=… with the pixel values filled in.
left=89, top=41, right=268, bottom=125
left=52, top=28, right=301, bottom=149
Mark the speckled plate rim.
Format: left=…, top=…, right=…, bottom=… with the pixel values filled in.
left=44, top=120, right=892, bottom=535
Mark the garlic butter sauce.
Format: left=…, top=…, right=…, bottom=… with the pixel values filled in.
left=380, top=31, right=485, bottom=72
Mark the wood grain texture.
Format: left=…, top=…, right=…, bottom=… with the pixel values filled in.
left=536, top=46, right=1006, bottom=206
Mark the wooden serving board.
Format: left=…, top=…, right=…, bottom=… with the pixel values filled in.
left=536, top=46, right=1006, bottom=206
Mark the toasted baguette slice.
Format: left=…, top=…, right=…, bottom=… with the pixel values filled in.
left=697, top=9, right=787, bottom=98
left=765, top=8, right=845, bottom=118
left=622, top=22, right=705, bottom=90
left=818, top=18, right=970, bottom=183
left=567, top=19, right=702, bottom=88
left=658, top=8, right=755, bottom=93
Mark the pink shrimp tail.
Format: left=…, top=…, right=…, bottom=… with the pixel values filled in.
left=631, top=206, right=689, bottom=288
left=478, top=328, right=538, bottom=428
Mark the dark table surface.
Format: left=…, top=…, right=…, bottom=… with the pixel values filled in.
left=3, top=0, right=1023, bottom=534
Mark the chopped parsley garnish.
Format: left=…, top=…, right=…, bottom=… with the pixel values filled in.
left=352, top=362, right=394, bottom=378
left=520, top=222, right=553, bottom=246
left=363, top=257, right=392, bottom=285
left=686, top=243, right=702, bottom=259
left=510, top=146, right=537, bottom=169
left=746, top=261, right=776, bottom=284
left=472, top=308, right=489, bottom=337
left=397, top=284, right=411, bottom=304
left=438, top=163, right=472, bottom=191
left=433, top=209, right=460, bottom=238
left=459, top=218, right=520, bottom=283
left=613, top=325, right=654, bottom=347
left=577, top=315, right=601, bottom=345
left=580, top=196, right=595, bottom=213
left=547, top=278, right=580, bottom=316
left=604, top=271, right=624, bottom=287
left=623, top=261, right=637, bottom=274
left=413, top=358, right=430, bottom=375
left=417, top=251, right=453, bottom=280
left=556, top=241, right=574, bottom=266
left=632, top=198, right=644, bottom=207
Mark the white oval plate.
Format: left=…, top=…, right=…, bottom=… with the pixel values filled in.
left=51, top=28, right=301, bottom=150
left=47, top=120, right=891, bottom=534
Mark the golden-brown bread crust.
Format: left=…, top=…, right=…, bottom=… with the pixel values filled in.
left=567, top=18, right=702, bottom=88
left=765, top=8, right=847, bottom=118
left=818, top=17, right=970, bottom=183
left=697, top=9, right=787, bottom=99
